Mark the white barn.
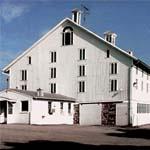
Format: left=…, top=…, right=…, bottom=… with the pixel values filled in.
left=0, top=9, right=150, bottom=126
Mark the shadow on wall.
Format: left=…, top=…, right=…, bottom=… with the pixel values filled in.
left=4, top=140, right=150, bottom=150
left=107, top=127, right=150, bottom=140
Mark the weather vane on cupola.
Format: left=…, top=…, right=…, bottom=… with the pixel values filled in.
left=81, top=4, right=90, bottom=25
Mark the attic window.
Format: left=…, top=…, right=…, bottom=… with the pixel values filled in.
left=62, top=27, right=73, bottom=46
left=28, top=56, right=31, bottom=64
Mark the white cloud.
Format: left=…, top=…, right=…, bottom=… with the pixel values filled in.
left=0, top=2, right=29, bottom=22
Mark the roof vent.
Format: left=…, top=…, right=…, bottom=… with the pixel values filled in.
left=104, top=31, right=117, bottom=45
left=72, top=8, right=81, bottom=25
left=128, top=50, right=133, bottom=56
left=37, top=88, right=44, bottom=97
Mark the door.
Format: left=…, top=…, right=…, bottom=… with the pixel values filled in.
left=102, top=103, right=116, bottom=126
left=0, top=101, right=7, bottom=124
left=73, top=104, right=80, bottom=124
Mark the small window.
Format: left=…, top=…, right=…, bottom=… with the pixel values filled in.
left=50, top=83, right=56, bottom=93
left=68, top=103, right=71, bottom=113
left=50, top=51, right=56, bottom=63
left=141, top=81, right=143, bottom=91
left=21, top=101, right=28, bottom=112
left=142, top=71, right=144, bottom=78
left=79, top=65, right=85, bottom=76
left=62, top=27, right=73, bottom=46
left=8, top=103, right=13, bottom=114
left=79, top=48, right=85, bottom=60
left=48, top=102, right=53, bottom=115
left=28, top=56, right=31, bottom=64
left=79, top=81, right=85, bottom=92
left=21, top=85, right=27, bottom=91
left=50, top=68, right=56, bottom=78
left=60, top=102, right=63, bottom=113
left=147, top=83, right=149, bottom=93
left=136, top=67, right=138, bottom=75
left=110, top=79, right=117, bottom=92
left=107, top=50, right=110, bottom=58
left=110, top=63, right=117, bottom=74
left=21, top=70, right=27, bottom=81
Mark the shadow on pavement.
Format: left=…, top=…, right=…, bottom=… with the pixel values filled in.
left=4, top=140, right=150, bottom=150
left=107, top=128, right=150, bottom=140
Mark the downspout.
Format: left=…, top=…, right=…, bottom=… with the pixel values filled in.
left=128, top=65, right=133, bottom=126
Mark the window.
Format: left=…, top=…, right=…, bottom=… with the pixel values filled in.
left=79, top=81, right=85, bottom=92
left=147, top=83, right=149, bottom=93
left=68, top=103, right=71, bottom=113
left=8, top=103, right=13, bottom=114
left=141, top=81, right=143, bottom=91
left=48, top=102, right=53, bottom=115
left=21, top=85, right=27, bottom=91
left=110, top=79, right=117, bottom=92
left=107, top=50, right=110, bottom=58
left=28, top=56, right=31, bottom=64
left=136, top=67, right=138, bottom=75
left=50, top=83, right=56, bottom=93
left=142, top=71, right=144, bottom=78
left=21, top=101, right=28, bottom=112
left=50, top=68, right=56, bottom=78
left=79, top=65, right=85, bottom=76
left=137, top=103, right=150, bottom=113
left=110, top=63, right=117, bottom=74
left=60, top=102, right=63, bottom=113
left=62, top=27, right=73, bottom=46
left=21, top=70, right=27, bottom=81
left=50, top=51, right=56, bottom=63
left=135, top=79, right=138, bottom=89
left=79, top=48, right=85, bottom=60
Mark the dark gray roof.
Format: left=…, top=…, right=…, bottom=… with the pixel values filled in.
left=6, top=89, right=75, bottom=102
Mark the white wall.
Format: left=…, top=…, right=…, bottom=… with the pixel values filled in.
left=130, top=66, right=150, bottom=126
left=80, top=103, right=101, bottom=125
left=8, top=20, right=132, bottom=104
left=31, top=100, right=74, bottom=125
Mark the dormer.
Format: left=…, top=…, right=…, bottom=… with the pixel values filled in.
left=104, top=31, right=117, bottom=45
left=72, top=8, right=81, bottom=25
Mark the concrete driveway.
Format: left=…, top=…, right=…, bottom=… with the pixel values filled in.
left=0, top=124, right=150, bottom=149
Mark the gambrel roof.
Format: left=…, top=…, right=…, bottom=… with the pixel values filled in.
left=3, top=17, right=150, bottom=73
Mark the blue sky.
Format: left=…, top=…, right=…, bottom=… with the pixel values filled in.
left=0, top=0, right=150, bottom=90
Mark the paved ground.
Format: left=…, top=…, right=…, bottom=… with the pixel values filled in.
left=0, top=124, right=150, bottom=149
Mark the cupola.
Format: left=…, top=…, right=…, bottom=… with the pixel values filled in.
left=104, top=31, right=117, bottom=45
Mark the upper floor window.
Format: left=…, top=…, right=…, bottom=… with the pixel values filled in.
left=50, top=51, right=56, bottom=63
left=110, top=63, right=117, bottom=74
left=79, top=48, right=85, bottom=60
left=62, top=27, right=73, bottom=46
left=50, top=83, right=56, bottom=93
left=21, top=70, right=27, bottom=81
left=110, top=79, right=118, bottom=92
left=79, top=81, right=85, bottom=93
left=50, top=68, right=56, bottom=78
left=79, top=65, right=85, bottom=76
left=28, top=56, right=31, bottom=64
left=107, top=50, right=110, bottom=58
left=136, top=67, right=138, bottom=75
left=147, top=83, right=149, bottom=93
left=141, top=81, right=143, bottom=91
